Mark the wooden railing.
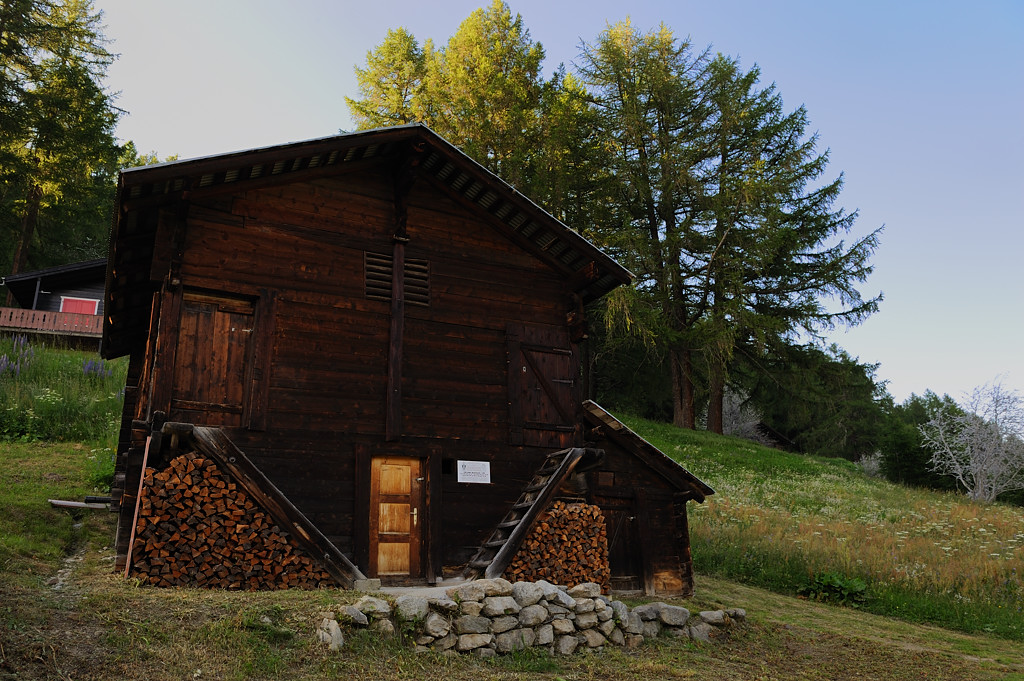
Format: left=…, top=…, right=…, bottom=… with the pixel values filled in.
left=0, top=306, right=102, bottom=337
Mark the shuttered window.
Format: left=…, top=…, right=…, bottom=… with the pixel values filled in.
left=364, top=251, right=430, bottom=306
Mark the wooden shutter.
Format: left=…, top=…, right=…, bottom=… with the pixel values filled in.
left=170, top=292, right=255, bottom=427
left=507, top=324, right=578, bottom=448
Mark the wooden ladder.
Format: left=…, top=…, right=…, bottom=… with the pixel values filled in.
left=462, top=447, right=591, bottom=581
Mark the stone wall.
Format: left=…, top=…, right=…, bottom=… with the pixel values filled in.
left=316, top=578, right=745, bottom=656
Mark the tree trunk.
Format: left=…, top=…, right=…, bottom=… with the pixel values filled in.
left=707, top=356, right=725, bottom=434
left=671, top=345, right=696, bottom=429
left=6, top=182, right=42, bottom=306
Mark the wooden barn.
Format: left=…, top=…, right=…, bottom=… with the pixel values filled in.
left=101, top=123, right=713, bottom=596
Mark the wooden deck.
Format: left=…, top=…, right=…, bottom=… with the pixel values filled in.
left=0, top=306, right=103, bottom=338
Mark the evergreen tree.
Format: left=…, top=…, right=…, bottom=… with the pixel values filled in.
left=345, top=27, right=429, bottom=129
left=697, top=55, right=881, bottom=432
left=0, top=0, right=119, bottom=283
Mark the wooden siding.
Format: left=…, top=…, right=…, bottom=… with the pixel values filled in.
left=126, top=168, right=579, bottom=577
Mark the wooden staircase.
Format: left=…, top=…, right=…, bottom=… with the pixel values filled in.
left=462, top=447, right=602, bottom=581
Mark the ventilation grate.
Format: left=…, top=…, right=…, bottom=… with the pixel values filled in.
left=364, top=252, right=430, bottom=307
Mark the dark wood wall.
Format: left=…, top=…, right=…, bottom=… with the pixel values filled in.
left=587, top=437, right=695, bottom=597
left=135, top=167, right=578, bottom=575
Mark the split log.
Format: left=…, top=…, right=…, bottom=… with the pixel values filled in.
left=130, top=450, right=333, bottom=589
left=505, top=500, right=611, bottom=592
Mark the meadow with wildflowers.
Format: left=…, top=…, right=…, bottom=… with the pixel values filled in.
left=0, top=333, right=126, bottom=445
left=624, top=415, right=1024, bottom=641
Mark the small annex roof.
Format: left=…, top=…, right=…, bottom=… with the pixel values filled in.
left=103, top=123, right=633, bottom=359
left=582, top=400, right=715, bottom=502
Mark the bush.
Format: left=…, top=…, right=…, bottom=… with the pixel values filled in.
left=798, top=572, right=868, bottom=607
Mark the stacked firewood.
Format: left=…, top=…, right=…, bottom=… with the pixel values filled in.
left=505, top=500, right=611, bottom=591
left=131, top=450, right=333, bottom=589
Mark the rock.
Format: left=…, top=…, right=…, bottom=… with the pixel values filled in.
left=555, top=634, right=579, bottom=656
left=353, top=578, right=382, bottom=591
left=688, top=621, right=714, bottom=642
left=575, top=611, right=599, bottom=630
left=596, top=604, right=613, bottom=621
left=317, top=610, right=336, bottom=620
left=548, top=589, right=577, bottom=609
left=512, top=581, right=545, bottom=607
left=518, top=604, right=548, bottom=627
left=624, top=633, right=644, bottom=649
left=665, top=627, right=689, bottom=638
left=609, top=600, right=629, bottom=624
left=551, top=618, right=576, bottom=635
left=429, top=597, right=460, bottom=614
left=339, top=605, right=368, bottom=626
left=625, top=612, right=643, bottom=635
left=598, top=618, right=617, bottom=637
left=495, top=628, right=536, bottom=653
left=659, top=605, right=690, bottom=627
left=423, top=612, right=451, bottom=638
left=317, top=618, right=344, bottom=651
left=567, top=582, right=602, bottom=598
left=454, top=615, right=491, bottom=635
left=371, top=618, right=395, bottom=636
left=726, top=608, right=747, bottom=622
left=482, top=596, right=521, bottom=616
left=415, top=634, right=435, bottom=646
left=448, top=582, right=485, bottom=603
left=534, top=623, right=554, bottom=646
left=546, top=604, right=571, bottom=617
left=456, top=633, right=494, bottom=651
left=579, top=628, right=607, bottom=648
left=608, top=628, right=625, bottom=646
left=414, top=645, right=431, bottom=654
left=460, top=601, right=484, bottom=617
left=492, top=615, right=519, bottom=634
left=431, top=632, right=457, bottom=651
left=474, top=646, right=497, bottom=658
left=476, top=578, right=514, bottom=596
left=395, top=595, right=430, bottom=622
left=632, top=603, right=662, bottom=621
left=574, top=598, right=596, bottom=614
left=355, top=595, right=391, bottom=617
left=700, top=610, right=728, bottom=626
left=536, top=580, right=561, bottom=599
left=641, top=619, right=661, bottom=639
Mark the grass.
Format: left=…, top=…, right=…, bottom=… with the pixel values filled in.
left=3, top=348, right=1024, bottom=678
left=0, top=333, right=127, bottom=445
left=621, top=414, right=1024, bottom=641
left=2, top=443, right=1024, bottom=679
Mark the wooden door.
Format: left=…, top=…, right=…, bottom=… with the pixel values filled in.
left=507, top=324, right=578, bottom=447
left=369, top=457, right=423, bottom=579
left=170, top=292, right=255, bottom=427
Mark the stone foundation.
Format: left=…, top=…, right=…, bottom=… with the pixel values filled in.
left=316, top=577, right=745, bottom=655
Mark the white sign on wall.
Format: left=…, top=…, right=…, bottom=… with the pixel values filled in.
left=457, top=460, right=491, bottom=484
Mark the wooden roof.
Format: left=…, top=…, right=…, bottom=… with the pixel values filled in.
left=582, top=400, right=715, bottom=502
left=102, top=124, right=632, bottom=359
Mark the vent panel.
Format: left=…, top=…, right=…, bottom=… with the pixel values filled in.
left=364, top=252, right=430, bottom=307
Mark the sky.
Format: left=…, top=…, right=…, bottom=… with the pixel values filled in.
left=91, top=0, right=1024, bottom=404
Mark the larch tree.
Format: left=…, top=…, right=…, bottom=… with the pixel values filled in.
left=697, top=54, right=881, bottom=432
left=345, top=1, right=547, bottom=191
left=1, top=0, right=119, bottom=288
left=345, top=27, right=429, bottom=129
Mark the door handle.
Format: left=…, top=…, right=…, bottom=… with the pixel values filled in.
left=411, top=508, right=418, bottom=526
